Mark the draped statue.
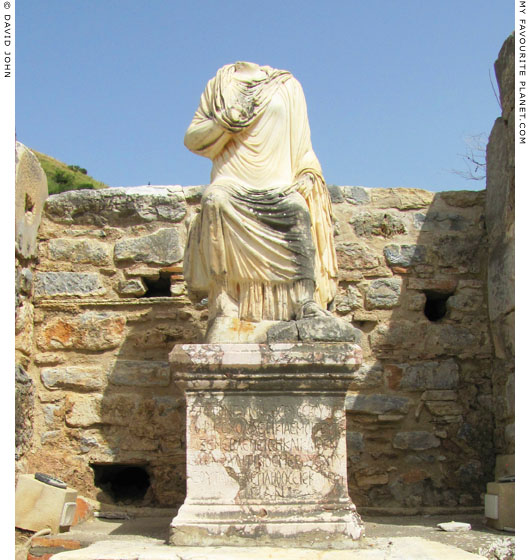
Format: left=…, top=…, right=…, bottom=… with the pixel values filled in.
left=183, top=62, right=339, bottom=342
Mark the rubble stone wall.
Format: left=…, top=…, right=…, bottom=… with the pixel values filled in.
left=19, top=182, right=496, bottom=512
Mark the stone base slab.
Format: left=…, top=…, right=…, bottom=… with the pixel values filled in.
left=48, top=538, right=488, bottom=559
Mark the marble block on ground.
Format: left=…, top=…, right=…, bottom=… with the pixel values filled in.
left=169, top=342, right=364, bottom=549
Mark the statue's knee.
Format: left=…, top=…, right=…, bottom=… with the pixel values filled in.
left=202, top=188, right=229, bottom=211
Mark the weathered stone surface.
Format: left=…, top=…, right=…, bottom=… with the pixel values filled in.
left=345, top=394, right=411, bottom=415
left=66, top=395, right=103, bottom=427
left=44, top=186, right=188, bottom=226
left=439, top=190, right=485, bottom=208
left=413, top=211, right=472, bottom=232
left=486, top=125, right=514, bottom=470
left=341, top=186, right=370, bottom=205
left=335, top=242, right=380, bottom=271
left=15, top=365, right=34, bottom=460
left=37, top=312, right=126, bottom=351
left=433, top=234, right=485, bottom=273
left=41, top=366, right=107, bottom=391
left=109, top=360, right=170, bottom=387
left=383, top=244, right=426, bottom=267
left=114, top=228, right=183, bottom=265
left=365, top=278, right=402, bottom=309
left=266, top=321, right=299, bottom=343
left=393, top=431, right=440, bottom=450
left=487, top=239, right=515, bottom=322
left=446, top=289, right=483, bottom=312
left=15, top=300, right=34, bottom=355
left=326, top=184, right=344, bottom=203
left=47, top=238, right=111, bottom=265
left=347, top=431, right=364, bottom=452
left=16, top=267, right=33, bottom=295
left=421, top=390, right=457, bottom=401
left=425, top=400, right=463, bottom=416
left=349, top=362, right=384, bottom=389
left=334, top=285, right=362, bottom=315
left=34, top=272, right=106, bottom=298
left=370, top=188, right=434, bottom=210
left=349, top=211, right=406, bottom=238
left=15, top=142, right=49, bottom=259
left=170, top=342, right=363, bottom=548
left=399, top=360, right=459, bottom=391
left=297, top=316, right=361, bottom=343
left=117, top=278, right=147, bottom=297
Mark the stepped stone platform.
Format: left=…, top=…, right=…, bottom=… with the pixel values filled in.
left=37, top=513, right=504, bottom=560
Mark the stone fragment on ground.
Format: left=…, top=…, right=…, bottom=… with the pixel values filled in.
left=437, top=521, right=472, bottom=532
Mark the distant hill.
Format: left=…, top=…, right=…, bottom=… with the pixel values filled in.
left=31, top=149, right=108, bottom=195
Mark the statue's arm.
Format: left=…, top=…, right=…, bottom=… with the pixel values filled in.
left=184, top=112, right=231, bottom=158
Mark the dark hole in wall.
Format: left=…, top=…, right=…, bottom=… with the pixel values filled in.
left=91, top=464, right=150, bottom=504
left=142, top=272, right=171, bottom=298
left=423, top=290, right=453, bottom=322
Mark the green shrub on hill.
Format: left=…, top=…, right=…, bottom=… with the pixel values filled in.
left=31, top=150, right=108, bottom=194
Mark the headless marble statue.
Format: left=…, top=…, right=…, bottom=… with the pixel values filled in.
left=183, top=62, right=342, bottom=342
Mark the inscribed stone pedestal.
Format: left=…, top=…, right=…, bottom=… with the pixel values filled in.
left=169, top=342, right=364, bottom=549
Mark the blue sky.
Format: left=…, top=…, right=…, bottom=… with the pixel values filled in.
left=15, top=0, right=513, bottom=191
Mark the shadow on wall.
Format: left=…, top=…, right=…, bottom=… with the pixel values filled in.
left=329, top=185, right=495, bottom=511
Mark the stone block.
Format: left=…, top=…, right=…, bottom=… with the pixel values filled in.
left=326, top=184, right=344, bottom=203
left=365, top=278, right=402, bottom=309
left=116, top=278, right=147, bottom=296
left=439, top=190, right=485, bottom=208
left=34, top=272, right=105, bottom=298
left=413, top=211, right=472, bottom=232
left=433, top=233, right=485, bottom=273
left=349, top=211, right=406, bottom=238
left=349, top=362, right=384, bottom=389
left=369, top=188, right=434, bottom=210
left=345, top=394, right=410, bottom=415
left=41, top=366, right=107, bottom=392
left=335, top=241, right=380, bottom=271
left=421, top=390, right=457, bottom=401
left=47, top=238, right=111, bottom=265
left=341, top=185, right=370, bottom=205
left=109, top=360, right=171, bottom=387
left=15, top=474, right=77, bottom=533
left=44, top=186, right=188, bottom=226
left=334, top=285, right=362, bottom=315
left=487, top=239, right=515, bottom=322
left=297, top=317, right=361, bottom=343
left=114, top=228, right=183, bottom=265
left=424, top=401, right=463, bottom=416
left=66, top=395, right=102, bottom=427
left=266, top=321, right=299, bottom=343
left=383, top=244, right=427, bottom=267
left=393, top=431, right=440, bottom=450
left=399, top=360, right=459, bottom=390
left=100, top=394, right=142, bottom=426
left=347, top=431, right=364, bottom=452
left=38, top=312, right=126, bottom=351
